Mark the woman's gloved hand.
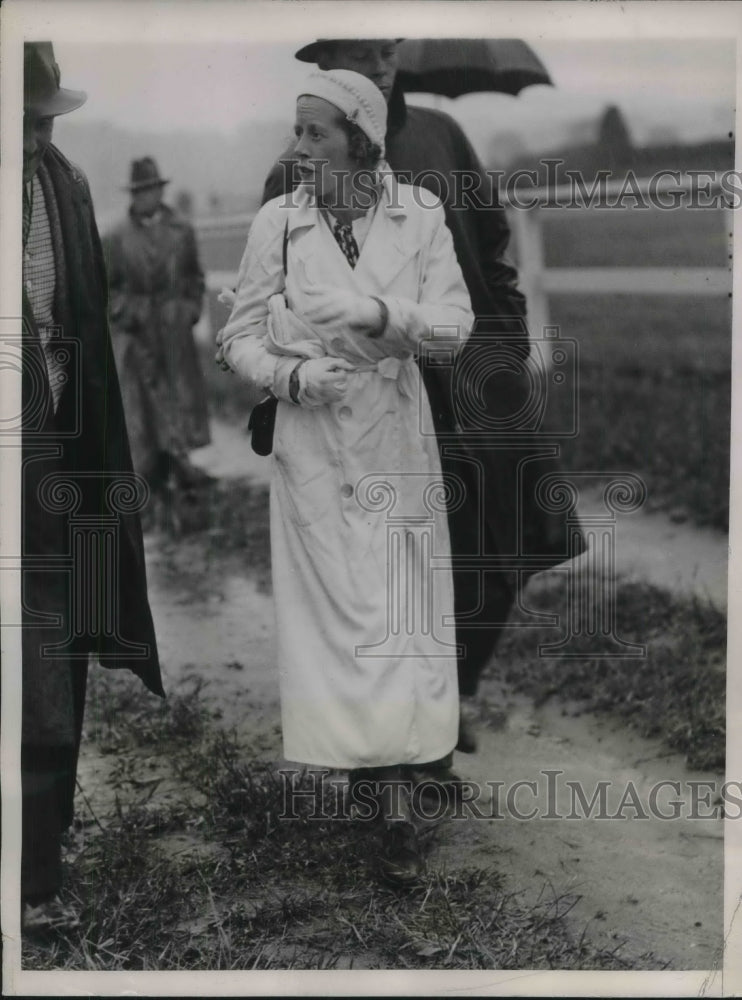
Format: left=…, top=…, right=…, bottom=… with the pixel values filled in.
left=298, top=356, right=357, bottom=406
left=214, top=287, right=237, bottom=371
left=300, top=286, right=385, bottom=338
left=214, top=327, right=231, bottom=371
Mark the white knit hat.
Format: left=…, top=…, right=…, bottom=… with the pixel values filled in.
left=298, top=69, right=387, bottom=157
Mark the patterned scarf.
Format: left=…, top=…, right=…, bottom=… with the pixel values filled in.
left=330, top=216, right=360, bottom=269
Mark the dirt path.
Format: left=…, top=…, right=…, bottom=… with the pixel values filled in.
left=77, top=417, right=725, bottom=970
left=436, top=686, right=723, bottom=969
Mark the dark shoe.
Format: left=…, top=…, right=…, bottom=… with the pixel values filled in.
left=377, top=821, right=424, bottom=888
left=22, top=896, right=80, bottom=935
left=456, top=705, right=478, bottom=754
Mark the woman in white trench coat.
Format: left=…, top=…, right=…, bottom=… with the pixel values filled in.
left=219, top=70, right=474, bottom=884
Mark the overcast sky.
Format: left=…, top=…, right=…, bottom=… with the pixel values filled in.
left=49, top=37, right=734, bottom=138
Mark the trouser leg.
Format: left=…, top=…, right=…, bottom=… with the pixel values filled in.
left=21, top=748, right=74, bottom=904
left=444, top=461, right=515, bottom=696
left=21, top=663, right=88, bottom=903
left=453, top=569, right=514, bottom=696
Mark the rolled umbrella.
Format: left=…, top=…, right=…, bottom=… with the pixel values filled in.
left=397, top=38, right=553, bottom=97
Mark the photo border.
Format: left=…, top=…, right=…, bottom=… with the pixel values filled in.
left=1, top=1, right=739, bottom=995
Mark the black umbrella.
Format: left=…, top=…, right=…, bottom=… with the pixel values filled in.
left=397, top=38, right=553, bottom=97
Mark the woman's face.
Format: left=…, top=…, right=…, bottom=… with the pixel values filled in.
left=293, top=96, right=356, bottom=204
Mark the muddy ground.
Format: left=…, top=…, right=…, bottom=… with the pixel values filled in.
left=75, top=418, right=726, bottom=971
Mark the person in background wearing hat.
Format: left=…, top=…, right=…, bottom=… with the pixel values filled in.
left=20, top=42, right=162, bottom=932
left=219, top=69, right=473, bottom=885
left=102, top=157, right=211, bottom=515
left=263, top=40, right=583, bottom=757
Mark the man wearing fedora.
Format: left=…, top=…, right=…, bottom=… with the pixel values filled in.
left=20, top=42, right=162, bottom=932
left=262, top=40, right=583, bottom=760
left=103, top=157, right=211, bottom=510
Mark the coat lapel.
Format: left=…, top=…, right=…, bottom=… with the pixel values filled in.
left=21, top=286, right=54, bottom=427
left=287, top=172, right=419, bottom=295
left=45, top=146, right=111, bottom=419
left=354, top=180, right=418, bottom=293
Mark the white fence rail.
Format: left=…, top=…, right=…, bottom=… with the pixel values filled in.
left=505, top=176, right=732, bottom=342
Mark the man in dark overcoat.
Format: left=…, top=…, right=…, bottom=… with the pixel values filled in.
left=103, top=157, right=210, bottom=501
left=262, top=39, right=584, bottom=753
left=20, top=41, right=162, bottom=931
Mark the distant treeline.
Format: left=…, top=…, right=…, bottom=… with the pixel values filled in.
left=505, top=104, right=734, bottom=184
left=507, top=139, right=735, bottom=186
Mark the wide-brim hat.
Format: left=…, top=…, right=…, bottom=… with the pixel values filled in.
left=126, top=156, right=170, bottom=191
left=24, top=42, right=87, bottom=116
left=295, top=38, right=404, bottom=63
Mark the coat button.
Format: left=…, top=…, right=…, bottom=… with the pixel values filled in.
left=340, top=483, right=354, bottom=499
left=338, top=405, right=352, bottom=420
left=331, top=337, right=345, bottom=353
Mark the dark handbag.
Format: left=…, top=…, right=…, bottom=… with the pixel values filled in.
left=247, top=395, right=278, bottom=456
left=247, top=220, right=289, bottom=456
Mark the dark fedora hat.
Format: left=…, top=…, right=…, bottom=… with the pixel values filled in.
left=126, top=157, right=170, bottom=192
left=24, top=41, right=87, bottom=116
left=295, top=38, right=404, bottom=63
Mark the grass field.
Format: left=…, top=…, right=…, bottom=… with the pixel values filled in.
left=541, top=206, right=730, bottom=268
left=540, top=206, right=731, bottom=530
left=546, top=293, right=731, bottom=529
